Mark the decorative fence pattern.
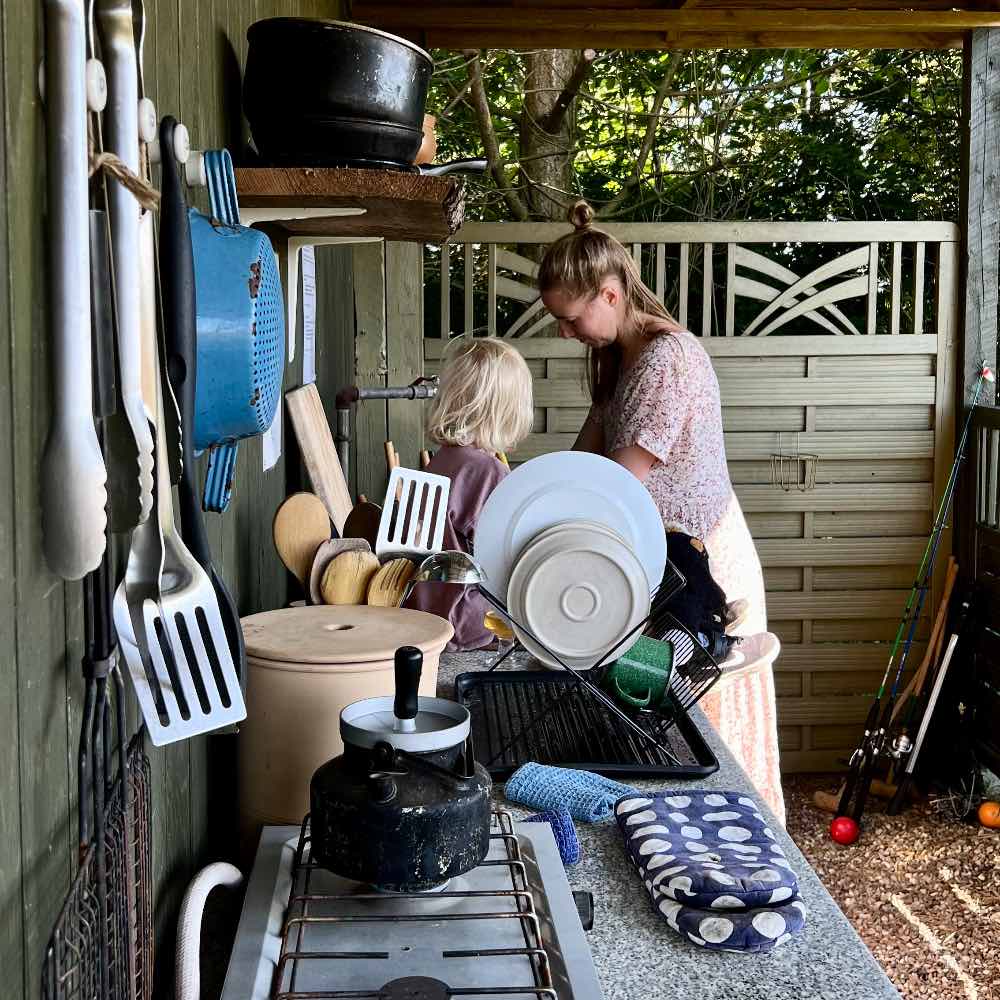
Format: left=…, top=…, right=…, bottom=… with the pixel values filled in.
left=424, top=221, right=959, bottom=772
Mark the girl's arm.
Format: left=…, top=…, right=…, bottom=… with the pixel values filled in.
left=610, top=444, right=657, bottom=482
left=573, top=405, right=605, bottom=454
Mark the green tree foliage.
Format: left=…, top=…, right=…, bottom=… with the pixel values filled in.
left=428, top=48, right=961, bottom=223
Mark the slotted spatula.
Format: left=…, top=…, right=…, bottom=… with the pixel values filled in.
left=114, top=120, right=247, bottom=746
left=115, top=301, right=247, bottom=744
left=375, top=467, right=451, bottom=560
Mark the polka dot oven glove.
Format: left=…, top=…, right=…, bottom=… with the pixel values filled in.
left=615, top=791, right=807, bottom=953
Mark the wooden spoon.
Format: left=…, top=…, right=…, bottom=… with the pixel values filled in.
left=342, top=494, right=383, bottom=549
left=272, top=492, right=331, bottom=587
left=309, top=537, right=372, bottom=605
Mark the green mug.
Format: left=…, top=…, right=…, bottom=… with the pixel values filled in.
left=604, top=636, right=674, bottom=709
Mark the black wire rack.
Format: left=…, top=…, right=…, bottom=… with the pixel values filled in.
left=455, top=670, right=719, bottom=779
left=463, top=560, right=723, bottom=778
left=41, top=729, right=153, bottom=1000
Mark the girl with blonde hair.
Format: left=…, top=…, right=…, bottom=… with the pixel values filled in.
left=405, top=336, right=534, bottom=650
left=539, top=201, right=783, bottom=823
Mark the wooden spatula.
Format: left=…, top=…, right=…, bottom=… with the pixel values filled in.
left=272, top=492, right=331, bottom=587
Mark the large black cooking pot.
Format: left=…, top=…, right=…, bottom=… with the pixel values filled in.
left=243, top=18, right=433, bottom=168
left=310, top=646, right=492, bottom=891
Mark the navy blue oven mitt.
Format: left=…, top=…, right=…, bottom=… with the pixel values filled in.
left=616, top=791, right=807, bottom=952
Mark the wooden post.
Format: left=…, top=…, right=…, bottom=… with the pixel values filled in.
left=386, top=242, right=425, bottom=474
left=956, top=30, right=1000, bottom=576
left=959, top=30, right=1000, bottom=406
left=353, top=242, right=389, bottom=504
left=314, top=244, right=358, bottom=498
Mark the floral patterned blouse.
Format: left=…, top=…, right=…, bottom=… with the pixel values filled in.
left=601, top=330, right=733, bottom=540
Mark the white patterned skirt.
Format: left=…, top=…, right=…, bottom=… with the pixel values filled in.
left=700, top=493, right=785, bottom=824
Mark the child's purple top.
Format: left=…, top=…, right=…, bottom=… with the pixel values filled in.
left=403, top=444, right=508, bottom=651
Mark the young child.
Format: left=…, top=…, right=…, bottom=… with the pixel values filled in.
left=404, top=337, right=533, bottom=650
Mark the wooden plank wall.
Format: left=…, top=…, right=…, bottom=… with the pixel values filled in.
left=423, top=223, right=959, bottom=774
left=0, top=1, right=345, bottom=998
left=349, top=241, right=426, bottom=508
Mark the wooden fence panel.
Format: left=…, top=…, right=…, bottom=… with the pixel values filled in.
left=423, top=222, right=958, bottom=773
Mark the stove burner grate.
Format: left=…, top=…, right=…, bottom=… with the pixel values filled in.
left=271, top=810, right=558, bottom=999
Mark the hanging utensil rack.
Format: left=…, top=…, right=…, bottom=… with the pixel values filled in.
left=459, top=562, right=723, bottom=778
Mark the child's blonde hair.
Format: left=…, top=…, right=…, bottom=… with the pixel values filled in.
left=538, top=200, right=681, bottom=405
left=426, top=337, right=533, bottom=453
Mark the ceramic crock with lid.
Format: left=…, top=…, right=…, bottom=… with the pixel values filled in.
left=237, top=606, right=453, bottom=836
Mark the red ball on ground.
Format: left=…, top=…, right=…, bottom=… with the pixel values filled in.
left=830, top=816, right=860, bottom=845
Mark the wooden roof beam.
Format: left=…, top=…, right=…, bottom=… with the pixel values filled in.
left=351, top=5, right=994, bottom=49
left=353, top=6, right=1000, bottom=32
left=409, top=29, right=966, bottom=50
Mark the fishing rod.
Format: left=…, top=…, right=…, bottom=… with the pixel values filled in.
left=886, top=596, right=970, bottom=815
left=836, top=363, right=993, bottom=827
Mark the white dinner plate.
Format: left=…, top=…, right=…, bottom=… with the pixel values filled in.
left=526, top=517, right=629, bottom=551
left=507, top=523, right=651, bottom=670
left=474, top=452, right=667, bottom=600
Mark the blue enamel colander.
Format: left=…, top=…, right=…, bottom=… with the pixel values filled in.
left=189, top=149, right=284, bottom=511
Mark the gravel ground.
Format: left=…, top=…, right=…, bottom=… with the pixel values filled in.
left=782, top=775, right=1000, bottom=1000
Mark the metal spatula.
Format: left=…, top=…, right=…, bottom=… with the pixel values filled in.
left=115, top=331, right=247, bottom=745
left=114, top=121, right=246, bottom=746
left=375, top=467, right=451, bottom=560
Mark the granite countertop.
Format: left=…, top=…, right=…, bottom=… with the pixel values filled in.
left=438, top=650, right=900, bottom=1000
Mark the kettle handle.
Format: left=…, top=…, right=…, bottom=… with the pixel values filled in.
left=393, top=646, right=422, bottom=731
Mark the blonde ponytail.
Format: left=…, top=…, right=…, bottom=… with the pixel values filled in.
left=538, top=200, right=681, bottom=404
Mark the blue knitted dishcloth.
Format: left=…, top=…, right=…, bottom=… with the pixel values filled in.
left=505, top=762, right=640, bottom=822
left=524, top=807, right=581, bottom=865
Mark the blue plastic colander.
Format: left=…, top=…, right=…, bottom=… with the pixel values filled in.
left=190, top=150, right=284, bottom=511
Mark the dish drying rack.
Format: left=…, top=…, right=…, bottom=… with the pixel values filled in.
left=463, top=560, right=723, bottom=778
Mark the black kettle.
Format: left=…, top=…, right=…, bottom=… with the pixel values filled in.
left=309, top=646, right=492, bottom=891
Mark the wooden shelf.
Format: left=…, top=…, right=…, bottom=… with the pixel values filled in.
left=234, top=166, right=466, bottom=243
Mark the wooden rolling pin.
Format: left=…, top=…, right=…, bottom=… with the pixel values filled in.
left=813, top=779, right=897, bottom=814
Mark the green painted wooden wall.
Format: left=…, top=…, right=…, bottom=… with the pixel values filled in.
left=0, top=2, right=347, bottom=998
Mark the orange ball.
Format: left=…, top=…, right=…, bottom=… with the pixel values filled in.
left=978, top=801, right=1000, bottom=829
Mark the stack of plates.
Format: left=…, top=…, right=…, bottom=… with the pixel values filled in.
left=475, top=453, right=667, bottom=670
left=508, top=519, right=650, bottom=669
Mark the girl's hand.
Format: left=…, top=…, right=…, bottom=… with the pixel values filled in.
left=610, top=444, right=657, bottom=483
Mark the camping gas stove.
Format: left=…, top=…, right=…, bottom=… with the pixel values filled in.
left=221, top=810, right=603, bottom=1000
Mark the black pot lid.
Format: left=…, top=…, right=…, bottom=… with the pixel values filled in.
left=340, top=695, right=470, bottom=753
